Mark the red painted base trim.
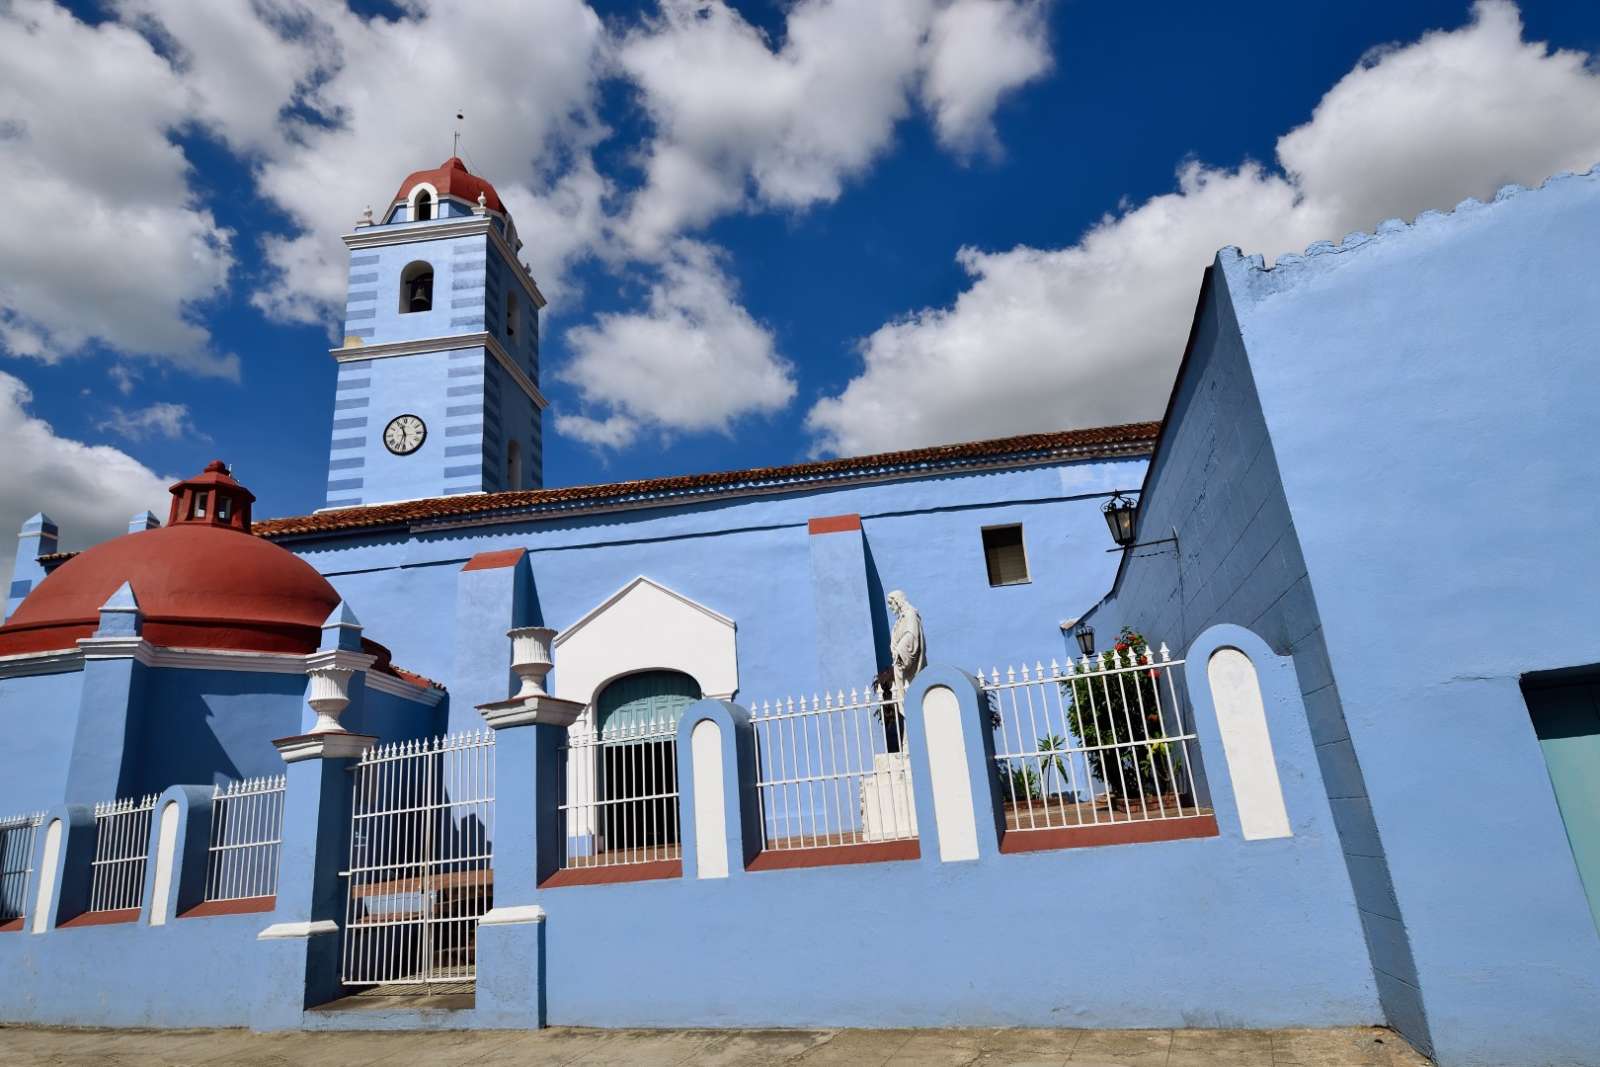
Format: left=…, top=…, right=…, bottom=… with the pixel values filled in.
left=0, top=917, right=23, bottom=933
left=999, top=815, right=1220, bottom=854
left=540, top=860, right=682, bottom=888
left=59, top=908, right=141, bottom=928
left=180, top=895, right=276, bottom=918
left=746, top=840, right=920, bottom=872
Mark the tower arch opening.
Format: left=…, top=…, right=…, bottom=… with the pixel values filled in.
left=400, top=261, right=434, bottom=314
left=413, top=188, right=432, bottom=220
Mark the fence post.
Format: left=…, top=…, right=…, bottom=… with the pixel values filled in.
left=676, top=699, right=760, bottom=880
left=903, top=667, right=1004, bottom=864
left=251, top=605, right=377, bottom=1030
left=141, top=785, right=214, bottom=926
left=475, top=625, right=583, bottom=1028
left=27, top=805, right=94, bottom=932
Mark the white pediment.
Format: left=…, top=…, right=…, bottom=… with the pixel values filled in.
left=552, top=577, right=737, bottom=707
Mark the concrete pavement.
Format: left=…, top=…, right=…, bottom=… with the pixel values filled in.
left=0, top=1024, right=1431, bottom=1066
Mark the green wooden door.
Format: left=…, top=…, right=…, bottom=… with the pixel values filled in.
left=596, top=670, right=701, bottom=738
left=1527, top=678, right=1600, bottom=934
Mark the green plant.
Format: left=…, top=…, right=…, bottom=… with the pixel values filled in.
left=1063, top=626, right=1185, bottom=802
left=1000, top=762, right=1041, bottom=803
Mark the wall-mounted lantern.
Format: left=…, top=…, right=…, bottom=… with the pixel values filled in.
left=1072, top=620, right=1096, bottom=657
left=1102, top=492, right=1140, bottom=548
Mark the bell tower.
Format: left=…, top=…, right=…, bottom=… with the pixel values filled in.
left=324, top=157, right=547, bottom=508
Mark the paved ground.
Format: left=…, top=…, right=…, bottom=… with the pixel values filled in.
left=0, top=1025, right=1430, bottom=1066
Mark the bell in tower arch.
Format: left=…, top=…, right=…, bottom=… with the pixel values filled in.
left=409, top=276, right=432, bottom=313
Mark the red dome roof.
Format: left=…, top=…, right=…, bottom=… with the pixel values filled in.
left=0, top=524, right=341, bottom=657
left=393, top=157, right=505, bottom=215
left=0, top=460, right=341, bottom=657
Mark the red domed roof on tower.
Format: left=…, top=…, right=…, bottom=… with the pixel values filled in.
left=0, top=461, right=341, bottom=657
left=393, top=157, right=505, bottom=215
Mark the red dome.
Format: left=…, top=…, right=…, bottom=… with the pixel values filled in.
left=393, top=157, right=505, bottom=215
left=0, top=524, right=341, bottom=657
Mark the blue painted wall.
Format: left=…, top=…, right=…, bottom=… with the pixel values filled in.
left=286, top=456, right=1145, bottom=733
left=0, top=670, right=81, bottom=813
left=1214, top=172, right=1600, bottom=1067
left=1082, top=270, right=1425, bottom=1050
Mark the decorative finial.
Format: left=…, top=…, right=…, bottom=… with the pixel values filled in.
left=474, top=189, right=488, bottom=215
left=358, top=204, right=373, bottom=227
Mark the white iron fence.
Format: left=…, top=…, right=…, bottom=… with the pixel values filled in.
left=205, top=776, right=286, bottom=902
left=0, top=811, right=43, bottom=922
left=342, top=731, right=495, bottom=990
left=89, top=794, right=157, bottom=913
left=752, top=685, right=917, bottom=850
left=559, top=720, right=680, bottom=869
left=980, top=645, right=1206, bottom=833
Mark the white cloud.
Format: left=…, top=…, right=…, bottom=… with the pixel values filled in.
left=555, top=241, right=796, bottom=448
left=921, top=0, right=1052, bottom=156
left=242, top=0, right=609, bottom=324
left=0, top=371, right=173, bottom=584
left=615, top=0, right=1056, bottom=254
left=808, top=0, right=1600, bottom=455
left=97, top=401, right=201, bottom=442
left=0, top=0, right=237, bottom=377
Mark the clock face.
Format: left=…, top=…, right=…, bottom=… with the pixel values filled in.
left=383, top=414, right=427, bottom=455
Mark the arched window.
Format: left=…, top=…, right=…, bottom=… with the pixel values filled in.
left=506, top=439, right=522, bottom=490
left=400, top=261, right=433, bottom=314
left=413, top=189, right=432, bottom=221
left=505, top=290, right=518, bottom=338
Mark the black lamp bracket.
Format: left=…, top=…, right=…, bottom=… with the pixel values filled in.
left=1106, top=526, right=1181, bottom=554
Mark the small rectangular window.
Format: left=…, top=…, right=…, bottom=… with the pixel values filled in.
left=982, top=524, right=1029, bottom=586
left=190, top=492, right=208, bottom=519
left=216, top=496, right=232, bottom=522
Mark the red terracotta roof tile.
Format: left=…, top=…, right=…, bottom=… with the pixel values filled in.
left=255, top=422, right=1160, bottom=541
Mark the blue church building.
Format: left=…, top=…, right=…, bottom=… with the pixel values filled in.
left=0, top=157, right=1597, bottom=1067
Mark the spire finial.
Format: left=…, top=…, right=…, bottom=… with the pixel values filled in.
left=453, top=111, right=464, bottom=158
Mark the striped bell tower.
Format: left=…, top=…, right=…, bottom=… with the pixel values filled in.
left=324, top=158, right=547, bottom=508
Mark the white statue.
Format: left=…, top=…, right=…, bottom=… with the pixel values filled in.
left=887, top=590, right=926, bottom=694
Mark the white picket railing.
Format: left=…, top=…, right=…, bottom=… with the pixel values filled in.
left=205, top=776, right=286, bottom=902
left=751, top=685, right=917, bottom=850
left=342, top=730, right=495, bottom=990
left=0, top=811, right=43, bottom=922
left=980, top=645, right=1205, bottom=834
left=558, top=719, right=681, bottom=869
left=89, top=794, right=157, bottom=913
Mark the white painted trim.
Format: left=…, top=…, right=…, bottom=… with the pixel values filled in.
left=330, top=331, right=548, bottom=410
left=0, top=648, right=84, bottom=679
left=1207, top=648, right=1292, bottom=841
left=478, top=693, right=583, bottom=729
left=257, top=919, right=340, bottom=940
left=148, top=801, right=180, bottom=926
left=0, top=643, right=440, bottom=705
left=272, top=732, right=378, bottom=763
left=691, top=720, right=729, bottom=879
left=555, top=576, right=734, bottom=647
left=923, top=685, right=980, bottom=863
left=32, top=819, right=61, bottom=934
left=478, top=904, right=546, bottom=927
left=342, top=216, right=547, bottom=308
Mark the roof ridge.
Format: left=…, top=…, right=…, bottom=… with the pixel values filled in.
left=255, top=421, right=1161, bottom=539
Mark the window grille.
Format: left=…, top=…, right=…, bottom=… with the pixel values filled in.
left=0, top=812, right=43, bottom=922
left=204, top=776, right=286, bottom=902
left=558, top=721, right=680, bottom=869
left=752, top=686, right=917, bottom=851
left=981, top=646, right=1209, bottom=835
left=89, top=795, right=157, bottom=913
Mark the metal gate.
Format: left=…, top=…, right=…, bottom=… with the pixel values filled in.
left=341, top=730, right=494, bottom=990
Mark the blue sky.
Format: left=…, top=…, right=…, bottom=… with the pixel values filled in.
left=2, top=0, right=1600, bottom=570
